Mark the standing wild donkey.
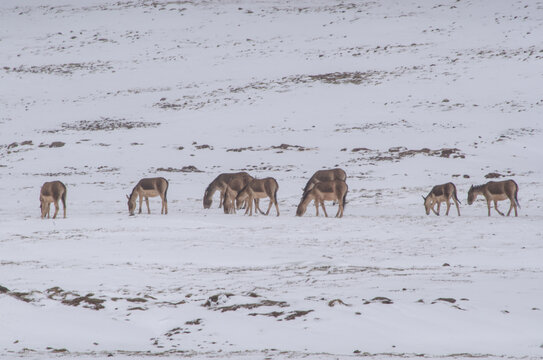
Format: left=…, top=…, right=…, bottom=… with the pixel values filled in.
left=203, top=172, right=253, bottom=209
left=303, top=168, right=346, bottom=193
left=40, top=181, right=67, bottom=219
left=296, top=180, right=348, bottom=218
left=468, top=179, right=520, bottom=216
left=126, top=177, right=169, bottom=216
left=422, top=182, right=461, bottom=216
left=235, top=178, right=280, bottom=216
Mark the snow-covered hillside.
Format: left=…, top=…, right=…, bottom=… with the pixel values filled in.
left=1, top=0, right=542, bottom=359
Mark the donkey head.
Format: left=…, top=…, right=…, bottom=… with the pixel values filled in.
left=127, top=194, right=136, bottom=215
left=422, top=195, right=433, bottom=215
left=467, top=185, right=476, bottom=205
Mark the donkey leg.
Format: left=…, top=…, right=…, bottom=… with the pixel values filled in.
left=453, top=199, right=460, bottom=216
left=265, top=198, right=273, bottom=215
left=138, top=195, right=143, bottom=214
left=445, top=202, right=451, bottom=216
left=315, top=200, right=319, bottom=216
left=256, top=199, right=266, bottom=214
left=507, top=200, right=513, bottom=216
left=436, top=202, right=441, bottom=216
left=145, top=197, right=151, bottom=214
left=321, top=201, right=329, bottom=217
left=487, top=200, right=491, bottom=216
left=274, top=198, right=280, bottom=216
left=494, top=200, right=504, bottom=216
left=52, top=201, right=59, bottom=219
left=219, top=192, right=224, bottom=208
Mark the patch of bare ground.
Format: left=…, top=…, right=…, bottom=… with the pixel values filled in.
left=238, top=164, right=297, bottom=172
left=448, top=46, right=543, bottom=63
left=363, top=297, right=394, bottom=304
left=3, top=61, right=112, bottom=75
left=155, top=67, right=419, bottom=111
left=227, top=144, right=316, bottom=153
left=328, top=299, right=351, bottom=307
left=215, top=300, right=289, bottom=312
left=45, top=118, right=160, bottom=133
left=154, top=166, right=203, bottom=173
left=494, top=127, right=539, bottom=142
left=25, top=166, right=120, bottom=177
left=484, top=170, right=515, bottom=179
left=335, top=120, right=412, bottom=133
left=316, top=43, right=430, bottom=59
left=46, top=287, right=105, bottom=310
left=347, top=147, right=465, bottom=164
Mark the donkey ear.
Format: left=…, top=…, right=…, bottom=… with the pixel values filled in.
left=421, top=195, right=426, bottom=201
left=126, top=194, right=130, bottom=200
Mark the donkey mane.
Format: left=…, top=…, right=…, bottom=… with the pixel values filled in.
left=204, top=181, right=214, bottom=195
left=471, top=184, right=485, bottom=191
left=129, top=186, right=137, bottom=199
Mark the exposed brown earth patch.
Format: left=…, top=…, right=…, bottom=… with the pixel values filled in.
left=46, top=118, right=160, bottom=132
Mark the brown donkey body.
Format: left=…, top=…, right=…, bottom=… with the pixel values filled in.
left=203, top=172, right=253, bottom=209
left=127, top=177, right=169, bottom=216
left=468, top=180, right=520, bottom=216
left=303, top=168, right=347, bottom=193
left=235, top=178, right=280, bottom=216
left=40, top=181, right=67, bottom=219
left=423, top=182, right=461, bottom=216
left=296, top=180, right=348, bottom=218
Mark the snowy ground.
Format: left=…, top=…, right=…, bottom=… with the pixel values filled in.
left=1, top=0, right=543, bottom=359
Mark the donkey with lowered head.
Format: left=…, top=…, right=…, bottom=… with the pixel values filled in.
left=127, top=177, right=169, bottom=216
left=303, top=168, right=346, bottom=193
left=296, top=180, right=348, bottom=218
left=40, top=180, right=67, bottom=219
left=203, top=172, right=253, bottom=209
left=467, top=179, right=520, bottom=216
left=422, top=182, right=461, bottom=216
left=235, top=178, right=280, bottom=216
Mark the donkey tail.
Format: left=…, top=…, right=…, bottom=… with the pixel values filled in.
left=61, top=185, right=67, bottom=217
left=514, top=185, right=520, bottom=209
left=453, top=186, right=461, bottom=204
left=164, top=179, right=169, bottom=202
left=342, top=188, right=348, bottom=209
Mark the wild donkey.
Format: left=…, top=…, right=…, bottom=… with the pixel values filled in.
left=203, top=172, right=253, bottom=209
left=422, top=182, right=461, bottom=216
left=296, top=180, right=348, bottom=218
left=126, top=177, right=168, bottom=216
left=235, top=178, right=280, bottom=216
left=303, top=168, right=347, bottom=193
left=40, top=181, right=67, bottom=219
left=468, top=179, right=520, bottom=216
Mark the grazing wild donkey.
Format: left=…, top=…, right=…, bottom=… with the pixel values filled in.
left=40, top=181, right=67, bottom=219
left=296, top=180, right=348, bottom=218
left=303, top=168, right=347, bottom=193
left=235, top=178, right=280, bottom=216
left=203, top=172, right=253, bottom=209
left=223, top=185, right=240, bottom=214
left=126, top=177, right=169, bottom=216
left=467, top=179, right=520, bottom=216
left=422, top=182, right=461, bottom=216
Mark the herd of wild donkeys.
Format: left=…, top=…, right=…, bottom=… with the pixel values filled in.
left=37, top=168, right=521, bottom=219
